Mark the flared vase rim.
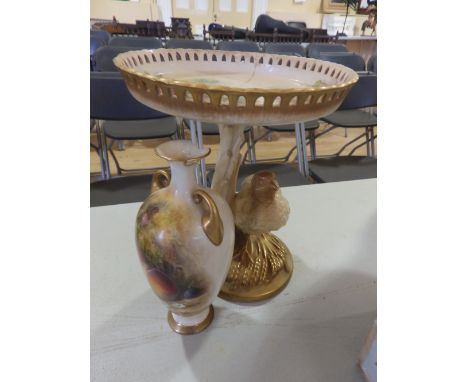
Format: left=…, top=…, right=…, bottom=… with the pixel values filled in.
left=155, top=140, right=211, bottom=164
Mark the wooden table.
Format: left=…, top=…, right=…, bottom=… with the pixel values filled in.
left=91, top=179, right=377, bottom=381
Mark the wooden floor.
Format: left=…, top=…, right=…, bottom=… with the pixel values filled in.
left=90, top=123, right=376, bottom=177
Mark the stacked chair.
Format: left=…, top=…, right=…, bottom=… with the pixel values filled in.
left=316, top=51, right=367, bottom=138
left=307, top=43, right=348, bottom=58
left=90, top=36, right=106, bottom=71
left=93, top=46, right=140, bottom=71
left=91, top=72, right=178, bottom=182
left=367, top=54, right=377, bottom=73
left=318, top=52, right=366, bottom=71
left=216, top=40, right=260, bottom=52
left=90, top=29, right=112, bottom=71
left=108, top=36, right=164, bottom=49
left=91, top=29, right=111, bottom=45
left=264, top=42, right=305, bottom=57
left=165, top=39, right=212, bottom=50
left=91, top=38, right=178, bottom=179
left=309, top=73, right=377, bottom=183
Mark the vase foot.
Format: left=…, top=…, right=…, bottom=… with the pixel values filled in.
left=219, top=232, right=294, bottom=302
left=167, top=305, right=214, bottom=335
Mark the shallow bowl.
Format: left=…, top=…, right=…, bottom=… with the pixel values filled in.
left=113, top=48, right=359, bottom=126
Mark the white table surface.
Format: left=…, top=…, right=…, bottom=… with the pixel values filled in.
left=91, top=179, right=377, bottom=382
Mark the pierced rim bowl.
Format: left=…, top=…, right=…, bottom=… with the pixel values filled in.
left=113, top=48, right=359, bottom=126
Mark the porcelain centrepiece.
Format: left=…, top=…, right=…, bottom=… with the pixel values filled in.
left=115, top=48, right=358, bottom=304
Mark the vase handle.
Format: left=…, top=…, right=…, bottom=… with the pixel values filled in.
left=151, top=169, right=171, bottom=193
left=193, top=190, right=224, bottom=246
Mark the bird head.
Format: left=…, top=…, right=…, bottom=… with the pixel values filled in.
left=250, top=171, right=280, bottom=204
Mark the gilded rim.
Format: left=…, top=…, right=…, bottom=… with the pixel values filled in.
left=155, top=146, right=211, bottom=163
left=113, top=48, right=359, bottom=95
left=113, top=48, right=359, bottom=126
left=167, top=305, right=214, bottom=335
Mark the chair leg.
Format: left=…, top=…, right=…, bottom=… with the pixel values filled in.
left=309, top=129, right=316, bottom=160
left=247, top=128, right=257, bottom=164
left=175, top=117, right=185, bottom=140
left=335, top=131, right=367, bottom=156
left=294, top=122, right=309, bottom=178
left=369, top=127, right=376, bottom=157
left=188, top=120, right=202, bottom=185
left=195, top=120, right=208, bottom=187
left=116, top=140, right=125, bottom=151
left=108, top=148, right=123, bottom=176
left=267, top=130, right=272, bottom=142
left=96, top=120, right=111, bottom=180
left=94, top=121, right=103, bottom=178
left=244, top=131, right=252, bottom=163
left=365, top=127, right=371, bottom=157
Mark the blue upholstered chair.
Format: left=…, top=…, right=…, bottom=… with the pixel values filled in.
left=307, top=43, right=348, bottom=58
left=165, top=39, right=213, bottom=50
left=90, top=72, right=178, bottom=179
left=309, top=73, right=377, bottom=183
left=264, top=43, right=305, bottom=57
left=108, top=36, right=164, bottom=49
left=91, top=29, right=111, bottom=44
left=318, top=52, right=366, bottom=71
left=367, top=54, right=377, bottom=73
left=216, top=40, right=260, bottom=52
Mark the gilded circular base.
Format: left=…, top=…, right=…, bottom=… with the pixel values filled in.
left=219, top=238, right=294, bottom=303
left=167, top=305, right=214, bottom=335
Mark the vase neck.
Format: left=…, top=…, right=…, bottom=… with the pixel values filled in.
left=169, top=161, right=198, bottom=196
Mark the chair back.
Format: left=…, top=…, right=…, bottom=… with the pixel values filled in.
left=165, top=39, right=213, bottom=50
left=319, top=52, right=366, bottom=71
left=307, top=43, right=347, bottom=58
left=339, top=73, right=377, bottom=110
left=367, top=54, right=377, bottom=73
left=108, top=36, right=163, bottom=49
left=94, top=46, right=139, bottom=71
left=91, top=29, right=111, bottom=44
left=90, top=72, right=167, bottom=120
left=264, top=43, right=305, bottom=57
left=216, top=40, right=260, bottom=52
left=90, top=35, right=106, bottom=56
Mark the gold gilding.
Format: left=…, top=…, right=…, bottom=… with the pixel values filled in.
left=193, top=190, right=224, bottom=246
left=167, top=305, right=214, bottom=335
left=219, top=231, right=293, bottom=302
left=150, top=169, right=171, bottom=193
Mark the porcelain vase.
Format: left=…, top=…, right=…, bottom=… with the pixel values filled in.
left=135, top=141, right=235, bottom=334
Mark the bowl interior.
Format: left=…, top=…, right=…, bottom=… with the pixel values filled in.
left=122, top=49, right=352, bottom=91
